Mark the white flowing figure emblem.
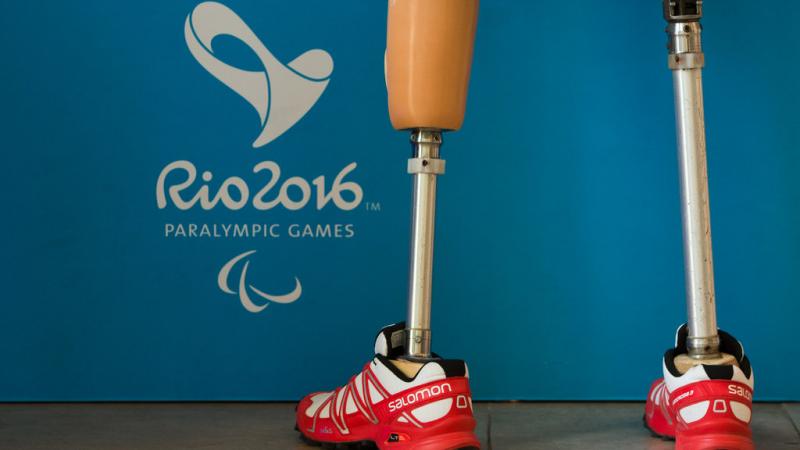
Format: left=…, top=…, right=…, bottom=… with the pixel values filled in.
left=185, top=2, right=333, bottom=147
left=218, top=250, right=302, bottom=313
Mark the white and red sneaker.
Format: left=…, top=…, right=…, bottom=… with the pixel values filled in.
left=295, top=322, right=480, bottom=450
left=645, top=325, right=755, bottom=450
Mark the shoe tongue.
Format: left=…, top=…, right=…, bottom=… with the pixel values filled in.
left=374, top=322, right=406, bottom=357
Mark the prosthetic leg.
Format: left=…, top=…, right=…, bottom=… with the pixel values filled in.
left=388, top=0, right=477, bottom=363
left=295, top=1, right=480, bottom=449
left=644, top=2, right=755, bottom=449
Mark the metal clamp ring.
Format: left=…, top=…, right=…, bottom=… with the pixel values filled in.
left=408, top=158, right=446, bottom=175
left=668, top=52, right=705, bottom=70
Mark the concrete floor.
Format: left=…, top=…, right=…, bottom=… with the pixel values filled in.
left=0, top=403, right=798, bottom=449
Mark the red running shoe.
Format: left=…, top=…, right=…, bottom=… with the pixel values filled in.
left=645, top=325, right=755, bottom=450
left=296, top=322, right=480, bottom=449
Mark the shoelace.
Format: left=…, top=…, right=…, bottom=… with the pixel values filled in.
left=309, top=364, right=389, bottom=435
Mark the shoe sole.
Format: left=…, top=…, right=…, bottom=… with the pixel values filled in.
left=298, top=429, right=377, bottom=449
left=676, top=434, right=754, bottom=450
left=296, top=423, right=479, bottom=450
left=642, top=413, right=754, bottom=450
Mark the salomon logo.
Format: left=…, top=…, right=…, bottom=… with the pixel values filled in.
left=728, top=385, right=752, bottom=401
left=185, top=1, right=333, bottom=147
left=218, top=250, right=302, bottom=313
left=387, top=383, right=452, bottom=412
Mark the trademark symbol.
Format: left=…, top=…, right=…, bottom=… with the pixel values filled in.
left=365, top=201, right=381, bottom=212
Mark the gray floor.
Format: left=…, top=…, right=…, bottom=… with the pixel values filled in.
left=0, top=403, right=798, bottom=449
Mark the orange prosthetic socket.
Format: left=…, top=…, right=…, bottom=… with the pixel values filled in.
left=386, top=0, right=479, bottom=131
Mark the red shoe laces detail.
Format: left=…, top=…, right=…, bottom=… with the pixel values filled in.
left=308, top=385, right=353, bottom=436
left=401, top=410, right=424, bottom=428
left=310, top=365, right=390, bottom=436
left=326, top=386, right=349, bottom=435
left=308, top=391, right=332, bottom=434
left=656, top=382, right=674, bottom=426
left=365, top=365, right=390, bottom=398
left=348, top=371, right=378, bottom=425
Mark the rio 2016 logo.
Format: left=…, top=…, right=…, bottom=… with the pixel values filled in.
left=157, top=2, right=366, bottom=313
left=156, top=161, right=362, bottom=211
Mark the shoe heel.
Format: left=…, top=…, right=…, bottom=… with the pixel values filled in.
left=677, top=433, right=754, bottom=450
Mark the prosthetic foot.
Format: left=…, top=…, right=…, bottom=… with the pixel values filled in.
left=644, top=2, right=754, bottom=449
left=297, top=0, right=480, bottom=448
left=295, top=323, right=479, bottom=450
left=645, top=326, right=754, bottom=450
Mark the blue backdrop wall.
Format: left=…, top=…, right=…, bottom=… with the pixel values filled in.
left=1, top=1, right=798, bottom=401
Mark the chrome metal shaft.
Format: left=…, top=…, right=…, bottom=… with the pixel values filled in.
left=665, top=4, right=721, bottom=358
left=405, top=129, right=445, bottom=359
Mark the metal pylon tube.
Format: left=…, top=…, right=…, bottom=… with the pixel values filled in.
left=405, top=129, right=445, bottom=360
left=664, top=0, right=721, bottom=358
